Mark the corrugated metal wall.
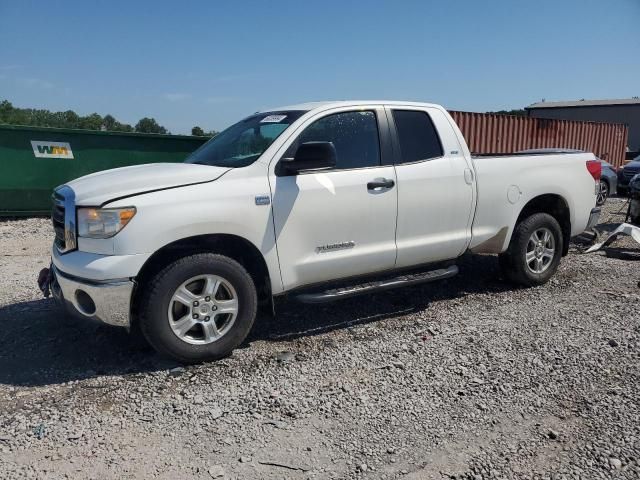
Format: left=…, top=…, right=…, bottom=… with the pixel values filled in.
left=449, top=111, right=629, bottom=168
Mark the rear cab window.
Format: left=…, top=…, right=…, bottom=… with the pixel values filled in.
left=391, top=110, right=443, bottom=164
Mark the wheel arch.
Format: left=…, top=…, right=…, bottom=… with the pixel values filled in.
left=514, top=194, right=571, bottom=256
left=130, top=234, right=273, bottom=328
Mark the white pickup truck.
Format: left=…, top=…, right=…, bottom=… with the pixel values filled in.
left=47, top=101, right=602, bottom=363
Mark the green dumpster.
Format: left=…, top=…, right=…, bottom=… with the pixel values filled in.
left=0, top=124, right=208, bottom=216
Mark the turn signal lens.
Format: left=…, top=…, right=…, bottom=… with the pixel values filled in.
left=119, top=209, right=136, bottom=223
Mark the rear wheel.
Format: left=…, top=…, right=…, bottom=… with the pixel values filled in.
left=499, top=213, right=563, bottom=287
left=596, top=180, right=609, bottom=205
left=139, top=253, right=257, bottom=363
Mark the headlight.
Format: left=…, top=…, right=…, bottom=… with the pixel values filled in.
left=77, top=207, right=136, bottom=238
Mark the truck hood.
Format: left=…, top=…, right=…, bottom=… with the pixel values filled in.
left=66, top=163, right=230, bottom=206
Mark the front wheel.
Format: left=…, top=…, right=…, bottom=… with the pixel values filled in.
left=499, top=213, right=563, bottom=287
left=139, top=253, right=257, bottom=364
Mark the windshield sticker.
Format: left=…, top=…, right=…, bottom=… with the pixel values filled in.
left=260, top=115, right=287, bottom=123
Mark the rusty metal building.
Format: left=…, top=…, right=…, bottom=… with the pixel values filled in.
left=526, top=98, right=640, bottom=157
left=449, top=110, right=628, bottom=168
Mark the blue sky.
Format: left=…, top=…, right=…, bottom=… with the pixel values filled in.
left=1, top=0, right=638, bottom=134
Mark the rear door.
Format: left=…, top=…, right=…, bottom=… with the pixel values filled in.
left=388, top=106, right=475, bottom=267
left=270, top=107, right=398, bottom=290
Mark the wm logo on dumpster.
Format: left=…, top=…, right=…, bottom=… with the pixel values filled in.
left=31, top=141, right=74, bottom=159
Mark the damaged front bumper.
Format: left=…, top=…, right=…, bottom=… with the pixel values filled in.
left=585, top=223, right=640, bottom=253
left=50, top=265, right=134, bottom=328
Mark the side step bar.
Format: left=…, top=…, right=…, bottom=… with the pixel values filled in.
left=294, top=265, right=459, bottom=304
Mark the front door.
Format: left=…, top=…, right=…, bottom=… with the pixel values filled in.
left=270, top=107, right=398, bottom=290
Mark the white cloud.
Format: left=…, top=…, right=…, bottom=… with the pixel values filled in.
left=163, top=93, right=192, bottom=102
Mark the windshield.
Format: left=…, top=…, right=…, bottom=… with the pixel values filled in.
left=185, top=110, right=306, bottom=167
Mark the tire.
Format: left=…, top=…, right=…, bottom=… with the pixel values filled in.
left=139, top=253, right=257, bottom=364
left=499, top=213, right=563, bottom=287
left=596, top=180, right=609, bottom=206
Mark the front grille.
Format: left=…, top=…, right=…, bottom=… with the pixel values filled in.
left=52, top=192, right=66, bottom=250
left=623, top=170, right=639, bottom=179
left=51, top=186, right=76, bottom=253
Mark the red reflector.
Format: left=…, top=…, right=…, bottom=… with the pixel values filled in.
left=586, top=160, right=601, bottom=181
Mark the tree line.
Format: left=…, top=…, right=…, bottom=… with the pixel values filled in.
left=0, top=99, right=217, bottom=136
left=486, top=109, right=527, bottom=116
left=190, top=126, right=219, bottom=137
left=1, top=98, right=525, bottom=137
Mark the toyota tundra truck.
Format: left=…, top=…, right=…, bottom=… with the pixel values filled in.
left=47, top=101, right=602, bottom=363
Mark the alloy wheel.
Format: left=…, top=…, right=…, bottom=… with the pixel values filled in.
left=525, top=228, right=555, bottom=274
left=596, top=180, right=609, bottom=205
left=167, top=274, right=238, bottom=345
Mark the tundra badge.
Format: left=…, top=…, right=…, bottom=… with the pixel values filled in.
left=316, top=241, right=356, bottom=253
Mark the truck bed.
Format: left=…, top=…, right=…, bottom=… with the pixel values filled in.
left=468, top=151, right=597, bottom=253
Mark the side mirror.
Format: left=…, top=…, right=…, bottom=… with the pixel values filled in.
left=282, top=141, right=336, bottom=174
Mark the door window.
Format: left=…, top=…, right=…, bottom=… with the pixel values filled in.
left=288, top=111, right=381, bottom=170
left=392, top=110, right=443, bottom=164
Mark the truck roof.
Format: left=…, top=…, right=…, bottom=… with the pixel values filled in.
left=260, top=100, right=442, bottom=113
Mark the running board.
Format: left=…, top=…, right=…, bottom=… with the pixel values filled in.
left=294, top=265, right=459, bottom=304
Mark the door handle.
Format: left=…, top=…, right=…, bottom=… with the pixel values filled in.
left=464, top=168, right=474, bottom=185
left=367, top=178, right=395, bottom=190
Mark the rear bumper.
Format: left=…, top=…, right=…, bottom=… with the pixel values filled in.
left=586, top=207, right=601, bottom=230
left=51, top=265, right=133, bottom=328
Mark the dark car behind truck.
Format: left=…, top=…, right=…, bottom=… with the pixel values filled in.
left=618, top=156, right=640, bottom=195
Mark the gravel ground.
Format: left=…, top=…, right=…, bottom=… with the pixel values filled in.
left=0, top=198, right=638, bottom=479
